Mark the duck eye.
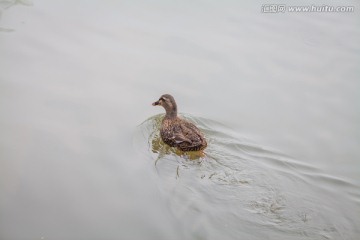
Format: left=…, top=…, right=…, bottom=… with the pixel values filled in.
left=160, top=97, right=166, bottom=101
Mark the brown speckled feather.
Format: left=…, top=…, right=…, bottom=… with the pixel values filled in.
left=160, top=117, right=207, bottom=151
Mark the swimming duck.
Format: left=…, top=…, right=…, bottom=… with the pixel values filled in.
left=152, top=94, right=207, bottom=152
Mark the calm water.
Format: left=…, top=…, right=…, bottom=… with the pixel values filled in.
left=1, top=0, right=359, bottom=239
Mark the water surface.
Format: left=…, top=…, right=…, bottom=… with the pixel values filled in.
left=1, top=0, right=359, bottom=239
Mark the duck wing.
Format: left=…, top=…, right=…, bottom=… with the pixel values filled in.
left=172, top=120, right=203, bottom=146
left=172, top=133, right=192, bottom=144
left=160, top=117, right=206, bottom=151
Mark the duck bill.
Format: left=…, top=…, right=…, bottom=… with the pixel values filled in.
left=152, top=100, right=160, bottom=106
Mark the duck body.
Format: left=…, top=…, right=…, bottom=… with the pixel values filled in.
left=153, top=94, right=207, bottom=152
left=161, top=116, right=207, bottom=151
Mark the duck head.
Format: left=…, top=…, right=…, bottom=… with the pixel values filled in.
left=152, top=94, right=178, bottom=118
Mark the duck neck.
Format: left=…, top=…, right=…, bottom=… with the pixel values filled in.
left=164, top=105, right=177, bottom=119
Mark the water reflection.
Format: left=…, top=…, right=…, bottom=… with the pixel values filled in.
left=152, top=135, right=205, bottom=161
left=0, top=0, right=32, bottom=32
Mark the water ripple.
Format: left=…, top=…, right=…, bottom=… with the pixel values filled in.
left=134, top=114, right=360, bottom=239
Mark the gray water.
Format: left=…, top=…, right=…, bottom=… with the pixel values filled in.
left=1, top=0, right=359, bottom=239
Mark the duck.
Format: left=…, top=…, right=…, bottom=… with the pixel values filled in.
left=152, top=94, right=207, bottom=152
